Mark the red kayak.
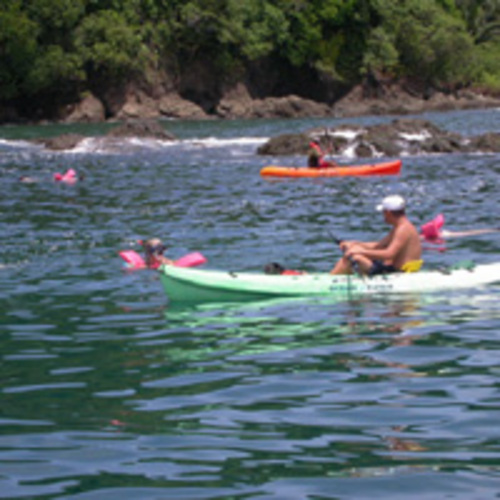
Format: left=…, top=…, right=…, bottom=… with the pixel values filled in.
left=260, top=160, right=402, bottom=178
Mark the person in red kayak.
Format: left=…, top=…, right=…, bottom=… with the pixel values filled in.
left=307, top=139, right=337, bottom=168
left=330, top=195, right=422, bottom=275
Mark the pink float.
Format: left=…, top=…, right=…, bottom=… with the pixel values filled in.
left=420, top=213, right=445, bottom=242
left=119, top=250, right=206, bottom=270
left=54, top=168, right=78, bottom=184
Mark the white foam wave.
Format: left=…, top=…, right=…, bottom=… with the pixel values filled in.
left=0, top=138, right=39, bottom=149
left=331, top=129, right=362, bottom=140
left=399, top=131, right=432, bottom=141
left=65, top=135, right=268, bottom=154
left=186, top=137, right=268, bottom=147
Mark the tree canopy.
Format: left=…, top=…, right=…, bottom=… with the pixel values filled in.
left=1, top=0, right=499, bottom=112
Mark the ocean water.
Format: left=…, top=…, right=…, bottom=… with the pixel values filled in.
left=0, top=108, right=499, bottom=499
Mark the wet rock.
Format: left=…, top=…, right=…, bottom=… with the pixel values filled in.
left=35, top=133, right=85, bottom=150
left=257, top=118, right=500, bottom=158
left=250, top=95, right=332, bottom=119
left=159, top=93, right=210, bottom=120
left=217, top=88, right=333, bottom=119
left=468, top=132, right=500, bottom=152
left=33, top=119, right=176, bottom=151
left=257, top=133, right=311, bottom=155
left=106, top=119, right=176, bottom=140
left=63, top=93, right=105, bottom=123
left=354, top=142, right=375, bottom=158
left=114, top=89, right=161, bottom=120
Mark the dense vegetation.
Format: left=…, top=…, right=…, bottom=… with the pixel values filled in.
left=1, top=0, right=499, bottom=118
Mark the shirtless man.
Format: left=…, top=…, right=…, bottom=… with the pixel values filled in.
left=330, top=195, right=422, bottom=275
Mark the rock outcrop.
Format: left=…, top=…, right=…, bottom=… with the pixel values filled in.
left=34, top=119, right=176, bottom=150
left=158, top=93, right=210, bottom=120
left=216, top=84, right=333, bottom=119
left=106, top=119, right=176, bottom=140
left=257, top=118, right=500, bottom=158
left=62, top=93, right=105, bottom=123
left=34, top=133, right=86, bottom=151
left=332, top=83, right=500, bottom=118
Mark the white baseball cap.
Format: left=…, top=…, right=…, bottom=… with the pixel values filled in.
left=376, top=194, right=406, bottom=212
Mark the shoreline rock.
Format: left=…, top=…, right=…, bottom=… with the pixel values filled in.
left=33, top=133, right=87, bottom=151
left=34, top=119, right=177, bottom=151
left=332, top=84, right=500, bottom=118
left=4, top=78, right=500, bottom=126
left=257, top=118, right=500, bottom=158
left=30, top=115, right=500, bottom=155
left=106, top=119, right=176, bottom=140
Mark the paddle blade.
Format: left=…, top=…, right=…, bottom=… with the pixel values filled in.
left=119, top=250, right=146, bottom=269
left=174, top=252, right=207, bottom=268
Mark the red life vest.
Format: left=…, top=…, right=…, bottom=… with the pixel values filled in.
left=309, top=142, right=330, bottom=167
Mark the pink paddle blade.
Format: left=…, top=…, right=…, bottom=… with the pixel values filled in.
left=174, top=252, right=207, bottom=268
left=119, top=250, right=146, bottom=269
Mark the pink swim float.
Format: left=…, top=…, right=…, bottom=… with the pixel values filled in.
left=420, top=213, right=445, bottom=242
left=119, top=250, right=206, bottom=270
left=119, top=250, right=147, bottom=269
left=174, top=252, right=207, bottom=268
left=54, top=168, right=78, bottom=184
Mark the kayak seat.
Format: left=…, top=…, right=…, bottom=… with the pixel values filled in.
left=401, top=260, right=423, bottom=273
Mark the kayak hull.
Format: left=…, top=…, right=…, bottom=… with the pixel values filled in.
left=159, top=262, right=500, bottom=303
left=260, top=160, right=402, bottom=178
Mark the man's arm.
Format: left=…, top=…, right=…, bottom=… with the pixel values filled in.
left=340, top=231, right=391, bottom=252
left=347, top=227, right=406, bottom=263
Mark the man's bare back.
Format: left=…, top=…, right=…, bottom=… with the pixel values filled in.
left=382, top=217, right=422, bottom=269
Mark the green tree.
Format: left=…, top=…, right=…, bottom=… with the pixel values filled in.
left=23, top=0, right=85, bottom=44
left=396, top=0, right=477, bottom=88
left=0, top=2, right=39, bottom=99
left=361, top=26, right=399, bottom=76
left=365, top=0, right=480, bottom=88
left=25, top=45, right=85, bottom=95
left=74, top=9, right=147, bottom=81
left=220, top=0, right=289, bottom=61
left=456, top=0, right=500, bottom=43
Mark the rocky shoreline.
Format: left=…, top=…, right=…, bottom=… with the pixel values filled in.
left=62, top=82, right=500, bottom=123
left=12, top=77, right=500, bottom=157
left=31, top=115, right=500, bottom=158
left=3, top=79, right=500, bottom=126
left=257, top=118, right=500, bottom=158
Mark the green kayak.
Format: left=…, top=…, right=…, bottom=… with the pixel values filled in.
left=159, top=262, right=500, bottom=303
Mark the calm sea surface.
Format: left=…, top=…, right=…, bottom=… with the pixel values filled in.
left=1, top=109, right=499, bottom=499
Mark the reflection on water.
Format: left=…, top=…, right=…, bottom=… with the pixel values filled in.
left=2, top=280, right=500, bottom=499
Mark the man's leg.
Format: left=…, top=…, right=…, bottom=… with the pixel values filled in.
left=330, top=254, right=373, bottom=275
left=330, top=256, right=350, bottom=274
